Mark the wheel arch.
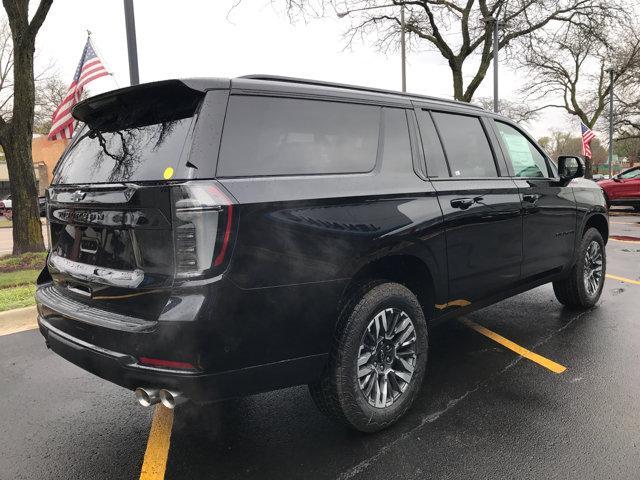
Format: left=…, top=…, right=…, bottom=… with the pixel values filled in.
left=583, top=212, right=609, bottom=244
left=341, top=254, right=438, bottom=321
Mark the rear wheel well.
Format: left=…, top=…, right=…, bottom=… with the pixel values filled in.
left=583, top=214, right=609, bottom=244
left=343, top=255, right=435, bottom=320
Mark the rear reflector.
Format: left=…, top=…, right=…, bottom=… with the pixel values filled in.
left=138, top=356, right=196, bottom=370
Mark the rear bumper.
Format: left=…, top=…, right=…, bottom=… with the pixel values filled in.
left=38, top=315, right=327, bottom=402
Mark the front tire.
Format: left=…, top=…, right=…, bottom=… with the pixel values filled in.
left=553, top=227, right=606, bottom=309
left=309, top=281, right=428, bottom=433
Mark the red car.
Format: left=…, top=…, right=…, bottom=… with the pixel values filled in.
left=598, top=167, right=640, bottom=211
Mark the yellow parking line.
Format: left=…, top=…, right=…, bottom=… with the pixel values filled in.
left=462, top=319, right=567, bottom=374
left=610, top=221, right=639, bottom=225
left=140, top=405, right=174, bottom=480
left=606, top=273, right=640, bottom=286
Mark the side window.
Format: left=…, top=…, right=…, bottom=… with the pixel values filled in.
left=416, top=110, right=449, bottom=178
left=217, top=96, right=380, bottom=177
left=495, top=121, right=549, bottom=178
left=381, top=108, right=412, bottom=173
left=432, top=112, right=497, bottom=178
left=619, top=168, right=640, bottom=179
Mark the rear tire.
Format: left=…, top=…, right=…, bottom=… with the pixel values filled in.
left=309, top=281, right=428, bottom=433
left=553, top=228, right=606, bottom=309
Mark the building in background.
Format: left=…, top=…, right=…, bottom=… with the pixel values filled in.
left=0, top=135, right=68, bottom=198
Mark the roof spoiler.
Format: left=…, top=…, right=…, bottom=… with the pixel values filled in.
left=72, top=79, right=227, bottom=130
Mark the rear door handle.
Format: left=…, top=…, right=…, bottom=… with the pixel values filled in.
left=522, top=194, right=540, bottom=203
left=450, top=197, right=477, bottom=210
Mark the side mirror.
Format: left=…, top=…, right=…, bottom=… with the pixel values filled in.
left=557, top=155, right=585, bottom=185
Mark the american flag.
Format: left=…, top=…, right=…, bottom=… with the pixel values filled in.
left=48, top=37, right=109, bottom=140
left=581, top=122, right=596, bottom=158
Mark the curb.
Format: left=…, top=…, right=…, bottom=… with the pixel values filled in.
left=0, top=305, right=38, bottom=336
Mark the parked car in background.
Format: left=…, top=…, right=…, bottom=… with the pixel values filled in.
left=598, top=166, right=640, bottom=210
left=592, top=174, right=605, bottom=181
left=0, top=195, right=11, bottom=218
left=38, top=196, right=46, bottom=217
left=36, top=77, right=609, bottom=432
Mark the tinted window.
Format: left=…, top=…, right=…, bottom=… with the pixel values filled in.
left=496, top=122, right=549, bottom=178
left=432, top=112, right=497, bottom=178
left=382, top=108, right=412, bottom=173
left=54, top=119, right=194, bottom=184
left=417, top=110, right=449, bottom=178
left=218, top=96, right=380, bottom=177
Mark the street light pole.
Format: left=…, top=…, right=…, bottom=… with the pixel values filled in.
left=608, top=68, right=615, bottom=178
left=123, top=0, right=140, bottom=86
left=400, top=5, right=406, bottom=92
left=492, top=19, right=499, bottom=113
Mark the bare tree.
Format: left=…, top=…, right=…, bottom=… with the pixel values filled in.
left=0, top=0, right=53, bottom=254
left=538, top=129, right=607, bottom=166
left=474, top=96, right=538, bottom=122
left=33, top=75, right=67, bottom=135
left=278, top=0, right=617, bottom=102
left=518, top=15, right=640, bottom=176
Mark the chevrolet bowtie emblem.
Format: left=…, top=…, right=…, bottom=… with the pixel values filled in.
left=71, top=190, right=86, bottom=202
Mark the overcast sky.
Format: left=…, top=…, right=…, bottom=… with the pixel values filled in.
left=34, top=0, right=571, bottom=139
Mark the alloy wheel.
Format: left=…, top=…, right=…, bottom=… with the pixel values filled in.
left=356, top=308, right=417, bottom=408
left=583, top=240, right=603, bottom=296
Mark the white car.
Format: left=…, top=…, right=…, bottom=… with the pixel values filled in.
left=0, top=195, right=11, bottom=218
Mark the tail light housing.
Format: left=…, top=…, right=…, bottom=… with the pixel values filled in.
left=171, top=181, right=236, bottom=278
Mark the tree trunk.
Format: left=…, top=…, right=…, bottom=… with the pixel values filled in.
left=584, top=156, right=593, bottom=179
left=5, top=38, right=44, bottom=254
left=451, top=62, right=465, bottom=102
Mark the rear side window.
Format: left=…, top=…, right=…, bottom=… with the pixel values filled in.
left=217, top=96, right=380, bottom=177
left=432, top=112, right=497, bottom=178
left=381, top=108, right=412, bottom=173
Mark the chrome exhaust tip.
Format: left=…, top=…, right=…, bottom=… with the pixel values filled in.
left=135, top=387, right=160, bottom=407
left=159, top=389, right=183, bottom=409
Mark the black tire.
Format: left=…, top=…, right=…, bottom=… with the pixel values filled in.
left=309, top=281, right=428, bottom=433
left=553, top=227, right=606, bottom=309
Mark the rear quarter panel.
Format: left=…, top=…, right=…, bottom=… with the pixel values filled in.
left=215, top=173, right=446, bottom=368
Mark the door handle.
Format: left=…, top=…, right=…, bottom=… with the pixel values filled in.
left=450, top=197, right=476, bottom=210
left=522, top=194, right=540, bottom=203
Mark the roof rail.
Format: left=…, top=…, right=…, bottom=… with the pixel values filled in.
left=239, top=74, right=483, bottom=110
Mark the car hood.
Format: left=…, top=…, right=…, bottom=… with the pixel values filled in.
left=568, top=177, right=602, bottom=189
left=597, top=179, right=616, bottom=189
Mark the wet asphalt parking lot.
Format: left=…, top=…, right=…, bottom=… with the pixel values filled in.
left=2, top=210, right=640, bottom=480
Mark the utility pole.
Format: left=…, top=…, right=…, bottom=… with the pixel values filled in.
left=400, top=5, right=406, bottom=92
left=608, top=68, right=615, bottom=178
left=492, top=19, right=499, bottom=113
left=123, top=0, right=140, bottom=85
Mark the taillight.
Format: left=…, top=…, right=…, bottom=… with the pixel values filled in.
left=171, top=181, right=236, bottom=278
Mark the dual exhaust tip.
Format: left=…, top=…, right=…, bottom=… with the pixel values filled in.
left=135, top=387, right=183, bottom=409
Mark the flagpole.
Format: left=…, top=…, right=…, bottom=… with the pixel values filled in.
left=87, top=31, right=119, bottom=89
left=607, top=68, right=615, bottom=178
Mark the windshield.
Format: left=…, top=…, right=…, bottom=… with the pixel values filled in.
left=53, top=118, right=193, bottom=185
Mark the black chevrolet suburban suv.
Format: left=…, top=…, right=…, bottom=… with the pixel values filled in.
left=36, top=76, right=608, bottom=432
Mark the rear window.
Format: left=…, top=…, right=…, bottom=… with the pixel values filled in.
left=53, top=120, right=194, bottom=184
left=53, top=81, right=202, bottom=185
left=217, top=96, right=380, bottom=177
left=432, top=112, right=497, bottom=178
